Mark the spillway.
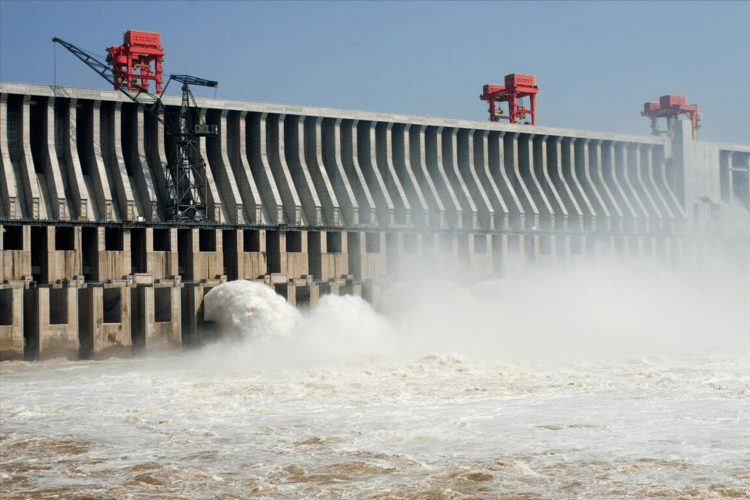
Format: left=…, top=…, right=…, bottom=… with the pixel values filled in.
left=1, top=81, right=749, bottom=360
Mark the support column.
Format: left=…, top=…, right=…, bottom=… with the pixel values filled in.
left=111, top=102, right=137, bottom=222
left=43, top=97, right=69, bottom=220
left=268, top=113, right=304, bottom=224
left=459, top=129, right=494, bottom=230
left=25, top=283, right=81, bottom=360
left=548, top=136, right=582, bottom=232
left=444, top=127, right=479, bottom=229
left=359, top=121, right=395, bottom=226
left=409, top=124, right=446, bottom=228
left=308, top=230, right=347, bottom=282
left=577, top=138, right=610, bottom=233
left=45, top=225, right=81, bottom=284
left=307, top=116, right=342, bottom=226
left=616, top=142, right=649, bottom=234
left=342, top=119, right=377, bottom=225
left=197, top=108, right=225, bottom=223
left=506, top=132, right=539, bottom=230
left=248, top=112, right=285, bottom=224
left=533, top=135, right=568, bottom=232
left=0, top=94, right=22, bottom=219
left=347, top=231, right=386, bottom=281
left=322, top=117, right=359, bottom=225
left=181, top=281, right=222, bottom=348
left=132, top=279, right=182, bottom=353
left=20, top=95, right=43, bottom=219
left=376, top=122, right=411, bottom=225
left=206, top=108, right=245, bottom=224
left=89, top=100, right=116, bottom=221
left=66, top=98, right=92, bottom=220
left=393, top=124, right=429, bottom=227
left=0, top=284, right=25, bottom=361
left=235, top=111, right=264, bottom=223
left=426, top=126, right=462, bottom=228
left=79, top=283, right=132, bottom=359
left=237, top=228, right=267, bottom=280
left=561, top=137, right=595, bottom=232
left=490, top=132, right=525, bottom=231
left=287, top=115, right=324, bottom=226
left=0, top=224, right=31, bottom=281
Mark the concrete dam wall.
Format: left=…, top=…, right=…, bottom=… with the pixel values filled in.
left=1, top=81, right=749, bottom=360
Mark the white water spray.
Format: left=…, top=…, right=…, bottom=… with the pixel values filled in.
left=3, top=263, right=750, bottom=499
left=198, top=261, right=750, bottom=370
left=203, top=280, right=301, bottom=340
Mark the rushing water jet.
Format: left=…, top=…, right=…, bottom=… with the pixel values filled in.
left=203, top=280, right=301, bottom=341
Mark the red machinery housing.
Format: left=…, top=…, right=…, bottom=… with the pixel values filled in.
left=642, top=95, right=701, bottom=138
left=106, top=30, right=164, bottom=93
left=480, top=74, right=538, bottom=125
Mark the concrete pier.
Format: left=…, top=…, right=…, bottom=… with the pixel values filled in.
left=1, top=81, right=748, bottom=360
left=78, top=282, right=132, bottom=359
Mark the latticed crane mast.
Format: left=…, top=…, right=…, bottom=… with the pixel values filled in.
left=166, top=75, right=219, bottom=221
left=52, top=36, right=218, bottom=222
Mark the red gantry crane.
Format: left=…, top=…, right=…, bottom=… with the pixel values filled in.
left=106, top=30, right=164, bottom=93
left=480, top=73, right=539, bottom=125
left=642, top=95, right=701, bottom=138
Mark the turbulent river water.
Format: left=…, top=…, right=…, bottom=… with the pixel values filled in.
left=2, top=263, right=749, bottom=499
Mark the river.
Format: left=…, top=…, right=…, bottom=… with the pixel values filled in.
left=2, top=263, right=749, bottom=499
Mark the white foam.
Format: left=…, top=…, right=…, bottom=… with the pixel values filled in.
left=203, top=280, right=301, bottom=341
left=379, top=261, right=750, bottom=363
left=3, top=267, right=750, bottom=498
left=198, top=261, right=750, bottom=371
left=290, top=293, right=400, bottom=364
left=198, top=284, right=402, bottom=371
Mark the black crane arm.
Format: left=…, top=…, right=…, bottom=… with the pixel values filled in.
left=52, top=37, right=113, bottom=82
left=170, top=75, right=218, bottom=88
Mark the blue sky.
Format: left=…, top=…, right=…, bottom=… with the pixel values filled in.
left=1, top=1, right=748, bottom=144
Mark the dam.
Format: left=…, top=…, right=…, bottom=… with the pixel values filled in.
left=1, top=80, right=749, bottom=361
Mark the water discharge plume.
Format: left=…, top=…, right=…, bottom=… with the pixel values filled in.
left=203, top=280, right=301, bottom=341
left=290, top=293, right=401, bottom=365
left=379, top=279, right=512, bottom=360
left=197, top=282, right=402, bottom=371
left=198, top=261, right=749, bottom=371
left=379, top=260, right=750, bottom=364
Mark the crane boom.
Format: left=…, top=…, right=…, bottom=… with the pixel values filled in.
left=171, top=75, right=218, bottom=88
left=52, top=37, right=112, bottom=83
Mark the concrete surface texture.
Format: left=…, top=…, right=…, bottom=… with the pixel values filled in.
left=1, top=82, right=748, bottom=360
